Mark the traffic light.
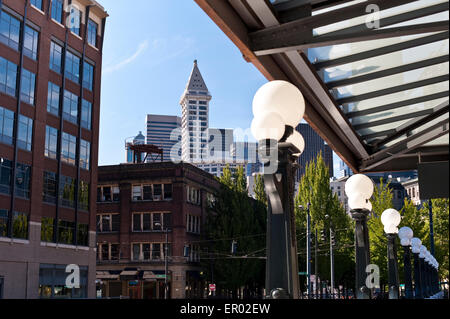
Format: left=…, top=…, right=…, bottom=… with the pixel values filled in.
left=184, top=245, right=190, bottom=257
left=231, top=240, right=237, bottom=254
left=320, top=230, right=326, bottom=242
left=330, top=231, right=336, bottom=246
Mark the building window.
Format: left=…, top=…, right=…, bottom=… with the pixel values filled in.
left=61, top=132, right=76, bottom=166
left=131, top=243, right=169, bottom=261
left=17, top=115, right=33, bottom=151
left=49, top=41, right=63, bottom=73
left=0, top=158, right=12, bottom=195
left=51, top=0, right=64, bottom=24
left=98, top=243, right=120, bottom=261
left=43, top=171, right=57, bottom=204
left=78, top=181, right=89, bottom=211
left=132, top=212, right=172, bottom=232
left=80, top=139, right=90, bottom=170
left=186, top=214, right=201, bottom=234
left=44, top=126, right=58, bottom=159
left=31, top=0, right=43, bottom=10
left=23, top=25, right=39, bottom=60
left=59, top=176, right=75, bottom=208
left=20, top=69, right=36, bottom=105
left=15, top=163, right=31, bottom=199
left=69, top=7, right=81, bottom=36
left=47, top=82, right=60, bottom=116
left=87, top=19, right=98, bottom=47
left=77, top=223, right=88, bottom=246
left=57, top=220, right=75, bottom=244
left=81, top=99, right=92, bottom=130
left=131, top=184, right=173, bottom=201
left=83, top=62, right=94, bottom=91
left=41, top=217, right=54, bottom=242
left=187, top=186, right=201, bottom=205
left=0, top=10, right=20, bottom=50
left=0, top=106, right=14, bottom=145
left=0, top=57, right=18, bottom=97
left=39, top=264, right=88, bottom=299
left=65, top=51, right=81, bottom=84
left=97, top=185, right=120, bottom=202
left=97, top=214, right=120, bottom=233
left=0, top=210, right=29, bottom=239
left=63, top=90, right=79, bottom=124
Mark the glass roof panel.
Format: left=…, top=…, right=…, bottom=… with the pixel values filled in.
left=313, top=0, right=447, bottom=36
left=337, top=80, right=449, bottom=114
left=322, top=39, right=449, bottom=84
left=350, top=96, right=448, bottom=127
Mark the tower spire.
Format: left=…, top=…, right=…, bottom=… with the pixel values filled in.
left=184, top=59, right=209, bottom=94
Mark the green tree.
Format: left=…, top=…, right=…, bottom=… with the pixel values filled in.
left=295, top=153, right=354, bottom=291
left=367, top=178, right=394, bottom=286
left=202, top=165, right=266, bottom=298
left=424, top=199, right=449, bottom=282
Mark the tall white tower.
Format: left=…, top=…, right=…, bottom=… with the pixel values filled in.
left=179, top=60, right=212, bottom=163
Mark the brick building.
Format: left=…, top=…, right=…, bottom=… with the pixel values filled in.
left=96, top=162, right=220, bottom=299
left=0, top=0, right=107, bottom=298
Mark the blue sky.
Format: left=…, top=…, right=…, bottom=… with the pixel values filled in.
left=99, top=0, right=341, bottom=175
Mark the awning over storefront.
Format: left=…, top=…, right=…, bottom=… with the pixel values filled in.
left=96, top=271, right=119, bottom=280
left=194, top=0, right=449, bottom=173
left=119, top=270, right=139, bottom=280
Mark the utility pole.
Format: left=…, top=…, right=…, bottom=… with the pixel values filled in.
left=428, top=199, right=435, bottom=256
left=305, top=203, right=312, bottom=299
left=164, top=228, right=169, bottom=299
left=315, top=228, right=318, bottom=299
left=330, top=227, right=335, bottom=299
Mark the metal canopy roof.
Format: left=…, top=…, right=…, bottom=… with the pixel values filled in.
left=194, top=0, right=449, bottom=173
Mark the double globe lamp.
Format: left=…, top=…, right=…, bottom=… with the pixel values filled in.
left=381, top=208, right=401, bottom=299
left=250, top=80, right=306, bottom=299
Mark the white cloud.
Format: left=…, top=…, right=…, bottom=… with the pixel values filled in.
left=102, top=40, right=149, bottom=74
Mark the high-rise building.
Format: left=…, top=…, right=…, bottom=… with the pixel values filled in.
left=295, top=123, right=333, bottom=182
left=179, top=60, right=211, bottom=163
left=0, top=0, right=108, bottom=299
left=146, top=114, right=181, bottom=162
left=336, top=159, right=353, bottom=179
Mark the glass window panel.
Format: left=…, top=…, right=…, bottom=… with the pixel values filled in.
left=0, top=10, right=21, bottom=50
left=143, top=185, right=152, bottom=200
left=87, top=19, right=98, bottom=47
left=142, top=213, right=151, bottom=231
left=81, top=99, right=92, bottom=130
left=51, top=0, right=64, bottom=23
left=47, top=82, right=60, bottom=116
left=17, top=115, right=33, bottom=151
left=152, top=213, right=161, bottom=231
left=102, top=215, right=110, bottom=232
left=24, top=25, right=39, bottom=60
left=132, top=244, right=140, bottom=261
left=143, top=244, right=151, bottom=260
left=49, top=41, right=62, bottom=73
left=63, top=90, right=79, bottom=124
left=0, top=107, right=14, bottom=145
left=133, top=214, right=141, bottom=231
left=152, top=243, right=161, bottom=260
left=111, top=215, right=120, bottom=232
left=153, top=184, right=162, bottom=200
left=40, top=217, right=54, bottom=242
left=45, top=126, right=58, bottom=159
left=43, top=171, right=57, bottom=204
left=31, top=0, right=43, bottom=10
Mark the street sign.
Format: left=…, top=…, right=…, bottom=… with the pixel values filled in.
left=298, top=272, right=308, bottom=275
left=209, top=284, right=216, bottom=291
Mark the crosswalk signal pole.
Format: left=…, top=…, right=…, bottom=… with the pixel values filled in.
left=330, top=228, right=335, bottom=299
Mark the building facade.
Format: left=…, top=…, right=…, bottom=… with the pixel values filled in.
left=146, top=114, right=181, bottom=162
left=0, top=0, right=107, bottom=299
left=295, top=123, right=333, bottom=182
left=401, top=178, right=421, bottom=206
left=96, top=162, right=220, bottom=299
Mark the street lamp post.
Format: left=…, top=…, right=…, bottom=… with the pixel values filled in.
left=381, top=208, right=401, bottom=299
left=302, top=203, right=312, bottom=299
left=419, top=245, right=428, bottom=298
left=345, top=174, right=374, bottom=299
left=251, top=81, right=306, bottom=299
left=411, top=238, right=423, bottom=299
left=398, top=227, right=414, bottom=299
left=164, top=227, right=169, bottom=299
